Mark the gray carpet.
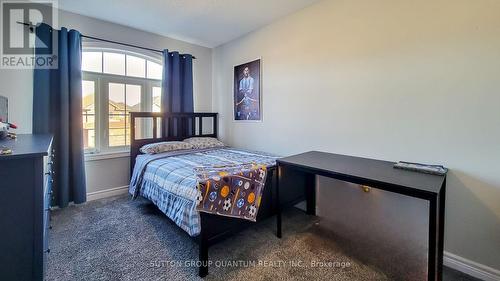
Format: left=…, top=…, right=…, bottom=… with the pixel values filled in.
left=46, top=195, right=481, bottom=281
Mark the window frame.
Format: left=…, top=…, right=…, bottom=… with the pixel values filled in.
left=82, top=48, right=162, bottom=155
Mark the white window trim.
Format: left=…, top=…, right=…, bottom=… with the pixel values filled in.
left=82, top=48, right=162, bottom=156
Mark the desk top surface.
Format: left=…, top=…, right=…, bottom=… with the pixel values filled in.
left=0, top=134, right=53, bottom=160
left=278, top=151, right=446, bottom=196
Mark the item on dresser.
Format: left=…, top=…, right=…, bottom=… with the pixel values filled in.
left=0, top=119, right=17, bottom=140
left=0, top=146, right=12, bottom=155
left=394, top=161, right=448, bottom=176
left=0, top=122, right=8, bottom=140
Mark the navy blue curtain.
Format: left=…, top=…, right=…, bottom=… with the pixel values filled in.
left=161, top=50, right=194, bottom=136
left=33, top=23, right=86, bottom=207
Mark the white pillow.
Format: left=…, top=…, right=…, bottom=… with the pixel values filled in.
left=183, top=137, right=225, bottom=149
left=140, top=141, right=194, bottom=154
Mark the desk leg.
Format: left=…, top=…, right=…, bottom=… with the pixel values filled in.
left=276, top=165, right=282, bottom=238
left=437, top=181, right=446, bottom=281
left=306, top=173, right=316, bottom=216
left=428, top=196, right=438, bottom=281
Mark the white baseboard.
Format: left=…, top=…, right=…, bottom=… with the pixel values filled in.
left=444, top=251, right=500, bottom=281
left=86, top=185, right=129, bottom=201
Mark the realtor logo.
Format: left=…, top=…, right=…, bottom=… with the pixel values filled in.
left=0, top=0, right=58, bottom=69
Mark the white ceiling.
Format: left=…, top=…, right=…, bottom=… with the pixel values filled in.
left=57, top=0, right=320, bottom=48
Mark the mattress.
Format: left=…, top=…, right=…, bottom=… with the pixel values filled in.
left=129, top=147, right=278, bottom=236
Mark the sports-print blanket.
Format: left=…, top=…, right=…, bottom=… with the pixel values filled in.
left=195, top=163, right=268, bottom=221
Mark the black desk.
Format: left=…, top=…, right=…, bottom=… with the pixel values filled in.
left=276, top=151, right=446, bottom=281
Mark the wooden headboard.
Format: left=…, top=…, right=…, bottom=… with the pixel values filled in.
left=129, top=112, right=218, bottom=175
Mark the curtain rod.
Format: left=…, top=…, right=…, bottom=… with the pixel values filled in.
left=17, top=22, right=196, bottom=59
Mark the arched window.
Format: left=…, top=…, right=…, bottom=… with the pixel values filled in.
left=81, top=48, right=163, bottom=153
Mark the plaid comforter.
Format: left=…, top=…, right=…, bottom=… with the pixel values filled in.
left=129, top=147, right=278, bottom=236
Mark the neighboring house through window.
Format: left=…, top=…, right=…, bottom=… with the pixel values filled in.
left=81, top=48, right=162, bottom=154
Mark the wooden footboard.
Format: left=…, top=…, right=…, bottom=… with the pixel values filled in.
left=196, top=165, right=309, bottom=277
left=196, top=167, right=277, bottom=277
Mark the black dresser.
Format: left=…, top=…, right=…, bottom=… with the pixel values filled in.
left=0, top=134, right=54, bottom=281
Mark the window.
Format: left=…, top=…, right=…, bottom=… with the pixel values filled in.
left=82, top=80, right=96, bottom=149
left=82, top=49, right=163, bottom=153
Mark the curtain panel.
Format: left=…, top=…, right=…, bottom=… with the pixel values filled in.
left=33, top=23, right=86, bottom=207
left=161, top=50, right=194, bottom=136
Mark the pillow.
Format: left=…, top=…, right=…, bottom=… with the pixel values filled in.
left=140, top=141, right=194, bottom=154
left=183, top=137, right=225, bottom=149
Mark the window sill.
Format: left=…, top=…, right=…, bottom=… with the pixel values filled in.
left=84, top=151, right=130, bottom=162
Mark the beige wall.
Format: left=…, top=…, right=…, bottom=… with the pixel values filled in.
left=213, top=0, right=500, bottom=271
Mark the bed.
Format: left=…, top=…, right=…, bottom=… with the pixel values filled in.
left=129, top=112, right=308, bottom=277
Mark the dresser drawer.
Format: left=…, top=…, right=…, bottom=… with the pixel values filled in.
left=43, top=154, right=53, bottom=181
left=43, top=146, right=54, bottom=208
left=42, top=146, right=53, bottom=278
left=44, top=175, right=53, bottom=210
